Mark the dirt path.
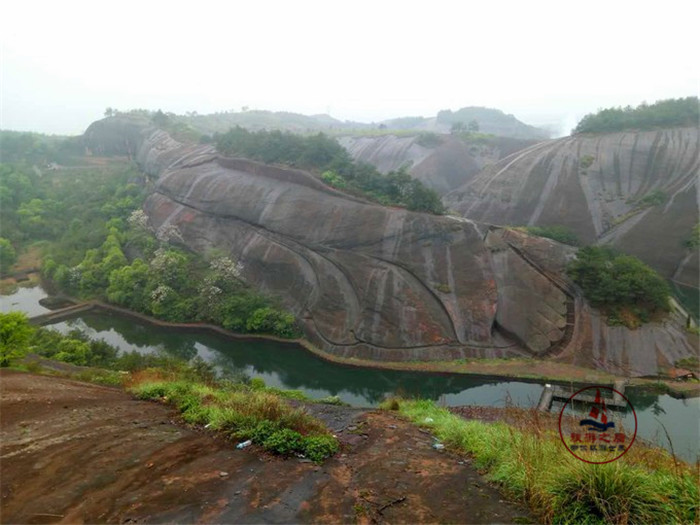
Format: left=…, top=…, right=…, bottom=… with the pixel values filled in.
left=0, top=371, right=531, bottom=524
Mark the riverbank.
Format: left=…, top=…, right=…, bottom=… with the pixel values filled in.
left=0, top=244, right=43, bottom=294
left=33, top=298, right=700, bottom=398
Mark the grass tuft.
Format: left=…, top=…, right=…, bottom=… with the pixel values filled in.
left=396, top=400, right=698, bottom=524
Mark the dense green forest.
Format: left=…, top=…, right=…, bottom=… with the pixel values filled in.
left=0, top=151, right=298, bottom=337
left=572, top=97, right=698, bottom=134
left=214, top=126, right=445, bottom=214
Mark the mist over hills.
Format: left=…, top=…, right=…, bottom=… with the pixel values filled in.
left=145, top=105, right=550, bottom=140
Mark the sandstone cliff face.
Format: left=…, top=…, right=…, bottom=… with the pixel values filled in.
left=339, top=135, right=536, bottom=195
left=444, top=127, right=700, bottom=287
left=83, top=119, right=698, bottom=376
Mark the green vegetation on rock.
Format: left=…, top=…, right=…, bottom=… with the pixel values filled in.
left=636, top=189, right=667, bottom=207
left=573, top=97, right=699, bottom=134
left=567, top=246, right=670, bottom=327
left=524, top=225, right=579, bottom=246
left=214, top=126, right=445, bottom=214
left=684, top=222, right=700, bottom=250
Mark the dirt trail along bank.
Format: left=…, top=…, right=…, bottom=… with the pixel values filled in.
left=0, top=371, right=531, bottom=524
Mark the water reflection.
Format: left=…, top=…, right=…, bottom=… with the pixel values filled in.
left=48, top=313, right=540, bottom=406
left=4, top=285, right=698, bottom=462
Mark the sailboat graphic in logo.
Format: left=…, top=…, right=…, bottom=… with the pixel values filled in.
left=579, top=389, right=616, bottom=432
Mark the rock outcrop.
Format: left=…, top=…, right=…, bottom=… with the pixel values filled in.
left=83, top=119, right=698, bottom=376
left=444, top=127, right=700, bottom=288
left=339, top=135, right=537, bottom=195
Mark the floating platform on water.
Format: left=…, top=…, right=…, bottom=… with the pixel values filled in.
left=537, top=380, right=629, bottom=411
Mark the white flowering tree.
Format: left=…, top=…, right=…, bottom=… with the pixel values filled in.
left=127, top=210, right=149, bottom=231
left=156, top=223, right=184, bottom=244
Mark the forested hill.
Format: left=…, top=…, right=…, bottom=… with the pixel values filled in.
left=100, top=106, right=548, bottom=140
left=434, top=107, right=549, bottom=139
left=573, top=97, right=698, bottom=134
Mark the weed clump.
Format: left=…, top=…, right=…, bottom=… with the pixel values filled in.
left=396, top=399, right=697, bottom=524
left=130, top=373, right=339, bottom=463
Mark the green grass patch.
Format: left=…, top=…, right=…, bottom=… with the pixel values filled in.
left=130, top=375, right=338, bottom=463
left=394, top=399, right=697, bottom=524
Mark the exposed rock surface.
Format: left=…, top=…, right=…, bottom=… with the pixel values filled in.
left=82, top=119, right=698, bottom=376
left=444, top=127, right=700, bottom=287
left=339, top=134, right=537, bottom=195
left=338, top=135, right=534, bottom=195
left=0, top=371, right=532, bottom=525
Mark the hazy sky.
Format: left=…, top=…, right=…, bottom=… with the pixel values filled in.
left=1, top=0, right=698, bottom=136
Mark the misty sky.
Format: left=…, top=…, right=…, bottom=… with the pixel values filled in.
left=1, top=0, right=698, bottom=136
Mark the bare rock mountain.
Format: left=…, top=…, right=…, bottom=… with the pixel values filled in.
left=339, top=134, right=537, bottom=195
left=83, top=119, right=698, bottom=376
left=444, top=127, right=700, bottom=288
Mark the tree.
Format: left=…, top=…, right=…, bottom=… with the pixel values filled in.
left=0, top=238, right=17, bottom=274
left=450, top=122, right=466, bottom=134
left=467, top=119, right=480, bottom=132
left=104, top=107, right=114, bottom=118
left=567, top=246, right=670, bottom=326
left=0, top=312, right=34, bottom=367
left=151, top=110, right=170, bottom=127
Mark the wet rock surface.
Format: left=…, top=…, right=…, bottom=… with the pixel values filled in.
left=339, top=134, right=537, bottom=195
left=444, top=127, right=700, bottom=287
left=0, top=371, right=532, bottom=524
left=80, top=118, right=698, bottom=375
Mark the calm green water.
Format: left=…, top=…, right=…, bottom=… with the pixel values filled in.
left=3, top=286, right=698, bottom=461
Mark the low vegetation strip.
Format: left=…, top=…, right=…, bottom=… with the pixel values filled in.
left=393, top=399, right=697, bottom=524
left=129, top=374, right=339, bottom=463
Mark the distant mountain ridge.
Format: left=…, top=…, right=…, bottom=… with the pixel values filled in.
left=164, top=106, right=548, bottom=140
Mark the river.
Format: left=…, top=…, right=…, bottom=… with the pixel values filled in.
left=2, top=285, right=698, bottom=462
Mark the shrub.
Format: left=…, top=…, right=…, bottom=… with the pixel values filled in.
left=525, top=225, right=579, bottom=246
left=249, top=377, right=266, bottom=390
left=250, top=420, right=281, bottom=444
left=0, top=312, right=34, bottom=367
left=302, top=434, right=340, bottom=463
left=262, top=429, right=304, bottom=456
left=132, top=382, right=170, bottom=400
left=580, top=155, right=595, bottom=169
left=638, top=190, right=667, bottom=207
left=318, top=395, right=347, bottom=406
left=0, top=238, right=17, bottom=273
left=567, top=246, right=670, bottom=326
